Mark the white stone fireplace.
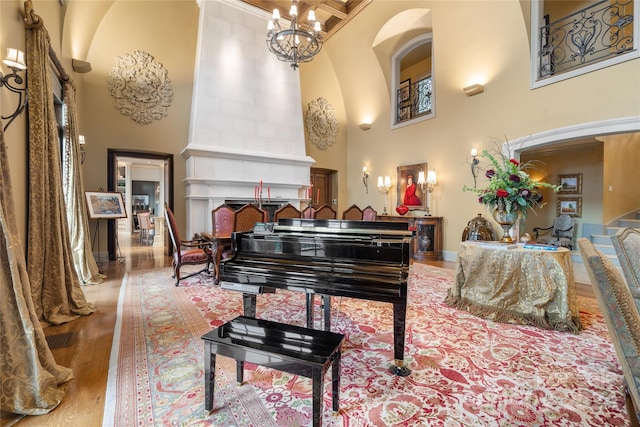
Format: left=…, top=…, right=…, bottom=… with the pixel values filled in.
left=182, top=0, right=315, bottom=237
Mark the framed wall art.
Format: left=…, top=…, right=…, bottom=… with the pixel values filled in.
left=397, top=163, right=427, bottom=211
left=558, top=174, right=582, bottom=194
left=85, top=191, right=127, bottom=219
left=557, top=197, right=582, bottom=218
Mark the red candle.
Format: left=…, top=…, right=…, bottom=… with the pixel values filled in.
left=267, top=187, right=271, bottom=202
left=317, top=189, right=320, bottom=202
left=260, top=180, right=263, bottom=192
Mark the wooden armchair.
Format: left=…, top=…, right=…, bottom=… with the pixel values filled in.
left=164, top=203, right=212, bottom=286
left=362, top=205, right=377, bottom=221
left=611, top=228, right=640, bottom=297
left=314, top=204, right=337, bottom=219
left=274, top=203, right=301, bottom=221
left=210, top=204, right=235, bottom=284
left=533, top=214, right=575, bottom=249
left=578, top=238, right=640, bottom=425
left=342, top=204, right=363, bottom=220
left=234, top=204, right=267, bottom=232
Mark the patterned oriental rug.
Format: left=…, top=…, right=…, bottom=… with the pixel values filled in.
left=103, top=263, right=629, bottom=426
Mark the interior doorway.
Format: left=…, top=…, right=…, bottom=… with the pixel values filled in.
left=107, top=149, right=173, bottom=260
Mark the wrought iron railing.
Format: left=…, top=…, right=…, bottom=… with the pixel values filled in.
left=539, top=0, right=634, bottom=79
left=396, top=77, right=432, bottom=124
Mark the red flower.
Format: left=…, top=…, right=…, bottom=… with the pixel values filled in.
left=509, top=159, right=520, bottom=166
left=496, top=189, right=509, bottom=198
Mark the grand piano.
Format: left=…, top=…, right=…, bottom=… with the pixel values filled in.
left=217, top=218, right=414, bottom=376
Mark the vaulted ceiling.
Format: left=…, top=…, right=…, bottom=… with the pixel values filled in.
left=241, top=0, right=372, bottom=40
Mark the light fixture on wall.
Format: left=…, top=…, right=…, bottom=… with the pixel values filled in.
left=359, top=122, right=371, bottom=130
left=79, top=135, right=86, bottom=164
left=470, top=148, right=480, bottom=187
left=266, top=0, right=322, bottom=70
left=463, top=83, right=484, bottom=96
left=72, top=58, right=92, bottom=74
left=418, top=169, right=437, bottom=216
left=362, top=166, right=369, bottom=193
left=377, top=175, right=391, bottom=215
left=1, top=48, right=28, bottom=131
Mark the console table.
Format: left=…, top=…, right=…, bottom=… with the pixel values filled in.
left=377, top=215, right=443, bottom=261
left=444, top=241, right=582, bottom=333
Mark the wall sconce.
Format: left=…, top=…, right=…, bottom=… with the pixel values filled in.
left=418, top=169, right=437, bottom=216
left=79, top=135, right=86, bottom=164
left=1, top=48, right=28, bottom=131
left=72, top=58, right=92, bottom=74
left=377, top=175, right=391, bottom=215
left=362, top=166, right=369, bottom=193
left=470, top=148, right=480, bottom=188
left=358, top=122, right=372, bottom=130
left=463, top=83, right=484, bottom=96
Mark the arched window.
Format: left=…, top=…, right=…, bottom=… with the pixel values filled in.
left=391, top=34, right=434, bottom=128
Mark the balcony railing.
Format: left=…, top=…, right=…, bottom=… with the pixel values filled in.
left=396, top=77, right=432, bottom=124
left=539, top=0, right=634, bottom=79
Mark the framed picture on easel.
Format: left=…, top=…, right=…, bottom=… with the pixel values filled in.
left=85, top=191, right=127, bottom=219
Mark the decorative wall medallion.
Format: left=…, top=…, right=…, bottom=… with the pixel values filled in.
left=107, top=50, right=173, bottom=125
left=305, top=97, right=338, bottom=150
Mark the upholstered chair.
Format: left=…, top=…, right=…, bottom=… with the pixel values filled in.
left=362, top=205, right=378, bottom=221
left=164, top=203, right=212, bottom=286
left=234, top=204, right=267, bottom=232
left=211, top=204, right=235, bottom=284
left=342, top=204, right=363, bottom=220
left=137, top=211, right=155, bottom=246
left=578, top=238, right=640, bottom=425
left=611, top=228, right=640, bottom=297
left=533, top=214, right=575, bottom=249
left=301, top=207, right=314, bottom=219
left=314, top=204, right=337, bottom=220
left=274, top=203, right=301, bottom=221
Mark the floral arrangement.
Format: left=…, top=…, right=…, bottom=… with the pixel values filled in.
left=464, top=146, right=560, bottom=219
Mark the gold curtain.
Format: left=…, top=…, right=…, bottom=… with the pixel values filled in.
left=61, top=82, right=105, bottom=285
left=0, top=127, right=73, bottom=414
left=24, top=2, right=95, bottom=325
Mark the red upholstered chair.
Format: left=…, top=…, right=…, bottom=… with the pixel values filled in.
left=342, top=204, right=363, bottom=220
left=313, top=204, right=337, bottom=220
left=301, top=207, right=314, bottom=219
left=234, top=204, right=267, bottom=232
left=274, top=203, right=301, bottom=221
left=362, top=205, right=378, bottom=221
left=164, top=203, right=212, bottom=286
left=210, top=204, right=235, bottom=284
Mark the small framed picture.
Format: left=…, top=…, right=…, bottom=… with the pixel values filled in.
left=558, top=174, right=582, bottom=194
left=557, top=197, right=582, bottom=218
left=85, top=191, right=127, bottom=219
left=399, top=79, right=411, bottom=102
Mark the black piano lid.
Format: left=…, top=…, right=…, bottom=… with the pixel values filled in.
left=274, top=218, right=413, bottom=236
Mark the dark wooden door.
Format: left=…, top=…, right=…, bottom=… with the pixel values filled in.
left=310, top=168, right=335, bottom=208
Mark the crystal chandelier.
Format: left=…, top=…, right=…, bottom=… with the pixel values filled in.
left=266, top=0, right=322, bottom=70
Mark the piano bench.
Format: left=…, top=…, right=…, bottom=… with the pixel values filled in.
left=201, top=315, right=345, bottom=427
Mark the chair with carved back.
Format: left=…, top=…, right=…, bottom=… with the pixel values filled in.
left=533, top=214, right=575, bottom=249
left=164, top=203, right=213, bottom=286
left=611, top=228, right=640, bottom=297
left=362, top=205, right=378, bottom=221
left=301, top=206, right=314, bottom=219
left=313, top=204, right=337, bottom=220
left=234, top=204, right=267, bottom=232
left=274, top=203, right=301, bottom=222
left=342, top=204, right=363, bottom=220
left=210, top=204, right=236, bottom=284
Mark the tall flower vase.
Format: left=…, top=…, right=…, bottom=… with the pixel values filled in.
left=492, top=203, right=519, bottom=243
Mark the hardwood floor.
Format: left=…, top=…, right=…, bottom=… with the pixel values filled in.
left=3, top=235, right=593, bottom=426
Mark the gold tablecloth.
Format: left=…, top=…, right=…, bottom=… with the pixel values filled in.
left=444, top=242, right=582, bottom=333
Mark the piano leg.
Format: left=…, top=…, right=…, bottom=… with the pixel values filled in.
left=389, top=301, right=411, bottom=376
left=306, top=294, right=314, bottom=328
left=323, top=296, right=331, bottom=331
left=243, top=293, right=257, bottom=317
